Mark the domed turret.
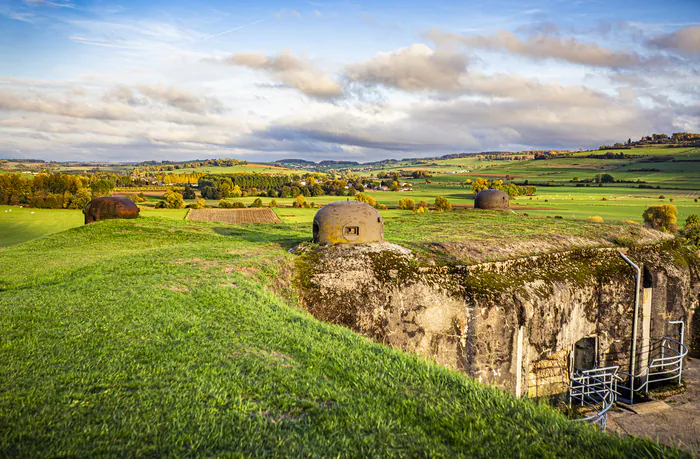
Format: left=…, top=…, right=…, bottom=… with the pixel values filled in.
left=83, top=196, right=140, bottom=224
left=312, top=201, right=384, bottom=244
left=474, top=189, right=510, bottom=210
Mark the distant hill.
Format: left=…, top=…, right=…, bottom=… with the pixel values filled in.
left=275, top=159, right=316, bottom=164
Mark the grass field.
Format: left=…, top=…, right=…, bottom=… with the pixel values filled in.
left=0, top=206, right=83, bottom=248
left=173, top=163, right=299, bottom=175
left=0, top=207, right=188, bottom=248
left=0, top=217, right=681, bottom=457
left=186, top=208, right=282, bottom=224
left=273, top=207, right=672, bottom=263
left=1, top=160, right=300, bottom=176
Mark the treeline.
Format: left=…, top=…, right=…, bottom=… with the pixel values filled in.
left=198, top=174, right=366, bottom=200
left=134, top=158, right=248, bottom=175
left=601, top=132, right=700, bottom=149
left=470, top=178, right=536, bottom=198
left=0, top=173, right=115, bottom=208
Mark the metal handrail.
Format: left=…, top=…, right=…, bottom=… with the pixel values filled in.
left=569, top=366, right=619, bottom=431
left=617, top=336, right=687, bottom=403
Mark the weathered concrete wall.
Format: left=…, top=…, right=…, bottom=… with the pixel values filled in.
left=294, top=241, right=700, bottom=396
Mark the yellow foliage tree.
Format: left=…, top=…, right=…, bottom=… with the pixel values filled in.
left=472, top=178, right=488, bottom=193
left=642, top=204, right=677, bottom=232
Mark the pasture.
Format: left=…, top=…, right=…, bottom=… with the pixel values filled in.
left=0, top=217, right=680, bottom=457
left=0, top=207, right=188, bottom=248
left=0, top=206, right=83, bottom=248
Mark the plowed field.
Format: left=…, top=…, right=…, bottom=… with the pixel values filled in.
left=186, top=208, right=281, bottom=224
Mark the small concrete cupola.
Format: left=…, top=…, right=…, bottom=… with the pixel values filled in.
left=474, top=189, right=510, bottom=210
left=312, top=201, right=384, bottom=245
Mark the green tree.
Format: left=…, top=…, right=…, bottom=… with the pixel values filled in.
left=683, top=224, right=700, bottom=247
left=182, top=186, right=196, bottom=199
left=90, top=179, right=114, bottom=197
left=68, top=188, right=92, bottom=209
left=251, top=198, right=263, bottom=208
left=269, top=199, right=278, bottom=208
left=642, top=204, right=677, bottom=232
left=389, top=181, right=400, bottom=192
left=434, top=196, right=452, bottom=212
left=311, top=184, right=324, bottom=197
left=594, top=173, right=615, bottom=183
left=686, top=214, right=700, bottom=226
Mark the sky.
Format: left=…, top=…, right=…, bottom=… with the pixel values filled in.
left=0, top=0, right=698, bottom=162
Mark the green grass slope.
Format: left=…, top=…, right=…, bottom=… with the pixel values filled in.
left=0, top=218, right=680, bottom=457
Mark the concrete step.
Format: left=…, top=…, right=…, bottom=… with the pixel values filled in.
left=617, top=400, right=671, bottom=415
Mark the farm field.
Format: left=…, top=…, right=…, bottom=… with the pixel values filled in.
left=186, top=208, right=282, bottom=224
left=0, top=217, right=681, bottom=457
left=173, top=163, right=299, bottom=175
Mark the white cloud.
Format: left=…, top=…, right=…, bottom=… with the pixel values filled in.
left=224, top=52, right=343, bottom=99
left=427, top=28, right=661, bottom=68
left=647, top=25, right=700, bottom=55
left=345, top=44, right=468, bottom=92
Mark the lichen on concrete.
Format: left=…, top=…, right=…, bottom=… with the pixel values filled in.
left=293, top=239, right=700, bottom=396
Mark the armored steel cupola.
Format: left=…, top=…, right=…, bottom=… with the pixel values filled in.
left=312, top=201, right=384, bottom=245
left=474, top=189, right=510, bottom=210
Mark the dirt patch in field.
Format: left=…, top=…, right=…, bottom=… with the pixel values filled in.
left=187, top=208, right=282, bottom=224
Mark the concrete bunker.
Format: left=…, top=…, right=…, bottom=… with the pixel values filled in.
left=312, top=201, right=384, bottom=245
left=83, top=196, right=140, bottom=224
left=474, top=189, right=510, bottom=210
left=295, top=241, right=699, bottom=404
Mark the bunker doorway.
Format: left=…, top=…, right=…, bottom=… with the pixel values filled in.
left=572, top=337, right=597, bottom=373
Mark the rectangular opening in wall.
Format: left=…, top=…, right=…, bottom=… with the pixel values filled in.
left=344, top=226, right=359, bottom=236
left=573, top=337, right=597, bottom=372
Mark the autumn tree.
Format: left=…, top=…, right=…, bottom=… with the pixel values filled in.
left=434, top=196, right=452, bottom=211
left=398, top=197, right=415, bottom=210
left=158, top=190, right=185, bottom=209
left=188, top=198, right=206, bottom=209
left=472, top=178, right=489, bottom=193
left=642, top=204, right=677, bottom=232
left=293, top=194, right=310, bottom=208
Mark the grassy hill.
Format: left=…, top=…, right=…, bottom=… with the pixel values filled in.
left=0, top=217, right=682, bottom=457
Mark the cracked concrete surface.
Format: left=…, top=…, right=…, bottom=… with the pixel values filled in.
left=607, top=357, right=700, bottom=454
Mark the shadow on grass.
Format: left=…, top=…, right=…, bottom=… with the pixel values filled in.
left=212, top=225, right=309, bottom=250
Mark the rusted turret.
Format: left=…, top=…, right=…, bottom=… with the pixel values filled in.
left=83, top=196, right=140, bottom=224
left=312, top=201, right=384, bottom=244
left=474, top=189, right=510, bottom=210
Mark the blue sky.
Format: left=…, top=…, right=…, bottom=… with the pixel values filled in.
left=0, top=0, right=698, bottom=162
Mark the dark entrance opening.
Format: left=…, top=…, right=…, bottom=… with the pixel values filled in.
left=573, top=337, right=597, bottom=372
left=643, top=265, right=653, bottom=288
left=312, top=222, right=320, bottom=241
